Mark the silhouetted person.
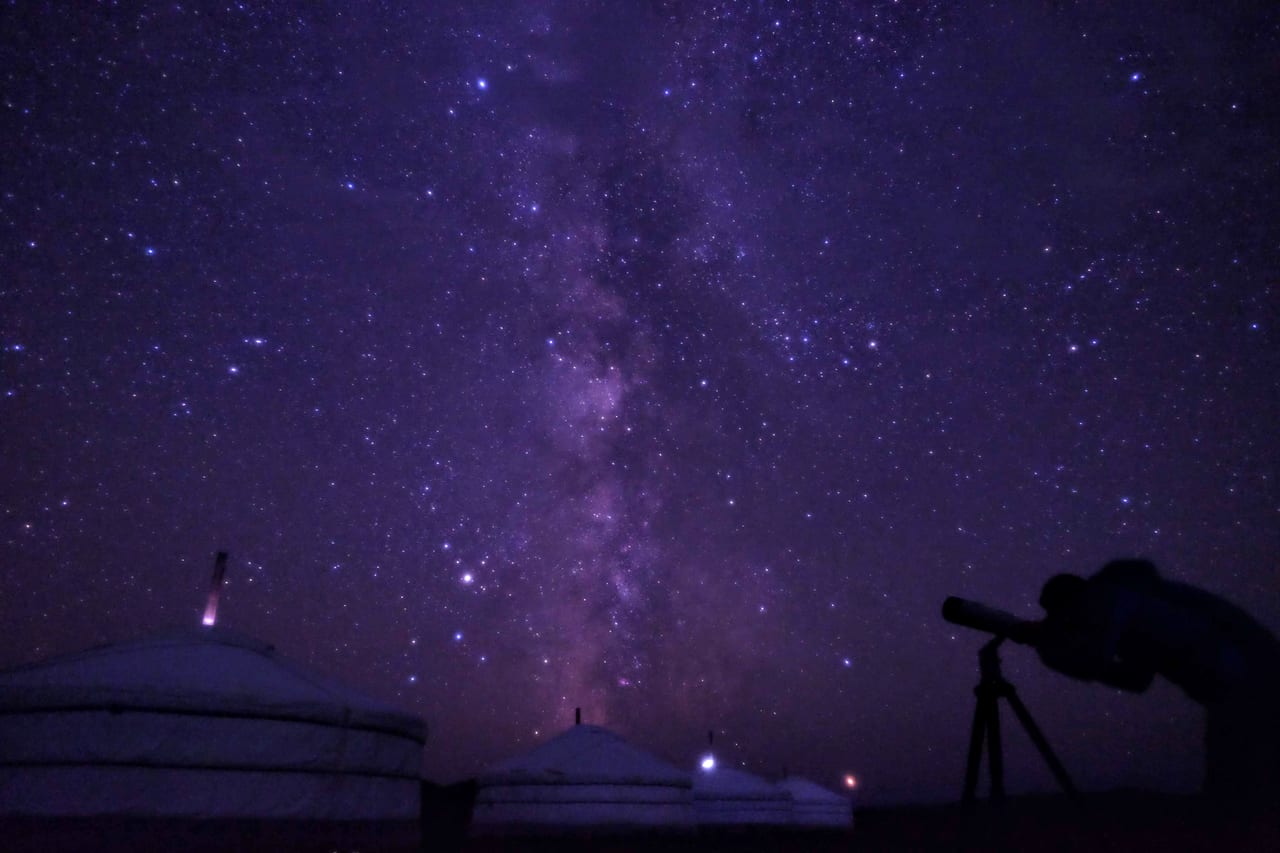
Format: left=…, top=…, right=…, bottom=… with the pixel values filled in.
left=1034, top=559, right=1280, bottom=803
left=419, top=778, right=477, bottom=852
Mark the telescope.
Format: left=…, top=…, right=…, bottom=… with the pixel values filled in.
left=942, top=596, right=1040, bottom=646
left=942, top=596, right=1077, bottom=805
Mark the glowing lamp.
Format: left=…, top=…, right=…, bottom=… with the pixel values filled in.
left=844, top=774, right=858, bottom=789
left=700, top=755, right=716, bottom=771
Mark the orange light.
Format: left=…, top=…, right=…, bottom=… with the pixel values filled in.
left=844, top=774, right=858, bottom=789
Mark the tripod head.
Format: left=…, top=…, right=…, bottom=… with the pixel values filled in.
left=977, top=636, right=1007, bottom=680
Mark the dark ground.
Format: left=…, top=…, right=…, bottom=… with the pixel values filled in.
left=4, top=792, right=1278, bottom=852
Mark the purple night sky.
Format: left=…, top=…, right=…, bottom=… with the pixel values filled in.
left=2, top=1, right=1276, bottom=804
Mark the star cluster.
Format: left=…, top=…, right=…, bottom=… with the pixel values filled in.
left=2, top=1, right=1277, bottom=804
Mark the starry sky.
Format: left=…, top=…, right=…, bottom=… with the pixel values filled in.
left=2, top=1, right=1277, bottom=805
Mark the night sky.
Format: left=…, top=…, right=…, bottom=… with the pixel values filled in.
left=3, top=1, right=1278, bottom=805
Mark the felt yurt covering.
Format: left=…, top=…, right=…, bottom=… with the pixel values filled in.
left=692, top=765, right=794, bottom=826
left=472, top=723, right=695, bottom=832
left=777, top=777, right=852, bottom=828
left=0, top=627, right=425, bottom=819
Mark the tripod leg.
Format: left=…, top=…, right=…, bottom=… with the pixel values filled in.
left=1005, top=689, right=1079, bottom=799
left=962, top=692, right=987, bottom=805
left=987, top=692, right=1005, bottom=802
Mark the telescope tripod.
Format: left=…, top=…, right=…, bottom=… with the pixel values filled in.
left=963, top=637, right=1078, bottom=805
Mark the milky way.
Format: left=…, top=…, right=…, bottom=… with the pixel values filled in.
left=2, top=2, right=1277, bottom=803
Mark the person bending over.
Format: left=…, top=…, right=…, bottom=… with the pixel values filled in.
left=1034, top=559, right=1280, bottom=801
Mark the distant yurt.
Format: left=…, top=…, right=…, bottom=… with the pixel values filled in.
left=0, top=626, right=426, bottom=819
left=472, top=721, right=695, bottom=833
left=693, top=764, right=794, bottom=827
left=777, top=777, right=852, bottom=829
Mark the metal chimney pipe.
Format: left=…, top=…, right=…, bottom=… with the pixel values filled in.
left=575, top=707, right=581, bottom=725
left=202, top=551, right=228, bottom=626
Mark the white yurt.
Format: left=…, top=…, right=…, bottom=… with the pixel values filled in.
left=777, top=777, right=852, bottom=829
left=693, top=764, right=794, bottom=827
left=0, top=626, right=426, bottom=819
left=472, top=721, right=695, bottom=833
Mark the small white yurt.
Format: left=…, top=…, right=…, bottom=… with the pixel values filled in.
left=777, top=777, right=852, bottom=829
left=693, top=764, right=793, bottom=827
left=472, top=720, right=695, bottom=833
left=0, top=626, right=425, bottom=819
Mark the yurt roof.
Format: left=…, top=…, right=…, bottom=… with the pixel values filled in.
left=693, top=766, right=790, bottom=800
left=0, top=626, right=424, bottom=741
left=480, top=724, right=690, bottom=787
left=777, top=777, right=846, bottom=803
